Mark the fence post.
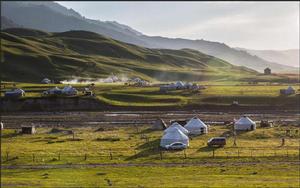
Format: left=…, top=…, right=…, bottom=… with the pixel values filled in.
left=237, top=149, right=240, bottom=158
left=58, top=153, right=61, bottom=161
left=32, top=153, right=35, bottom=162
left=6, top=151, right=9, bottom=161
left=212, top=149, right=215, bottom=158
left=84, top=153, right=87, bottom=161
left=109, top=149, right=113, bottom=160
left=286, top=149, right=289, bottom=157
left=183, top=150, right=187, bottom=159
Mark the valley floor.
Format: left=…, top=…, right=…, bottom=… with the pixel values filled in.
left=2, top=162, right=299, bottom=187
left=1, top=111, right=299, bottom=187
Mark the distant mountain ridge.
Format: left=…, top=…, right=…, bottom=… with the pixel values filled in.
left=1, top=1, right=298, bottom=73
left=1, top=16, right=20, bottom=29
left=235, top=48, right=299, bottom=68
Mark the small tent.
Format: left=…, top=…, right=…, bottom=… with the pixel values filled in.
left=152, top=119, right=167, bottom=130
left=185, top=82, right=193, bottom=89
left=280, top=86, right=295, bottom=95
left=44, top=87, right=62, bottom=95
left=1, top=122, right=3, bottom=130
left=234, top=116, right=256, bottom=131
left=164, top=122, right=189, bottom=135
left=184, top=117, right=208, bottom=135
left=62, top=85, right=77, bottom=96
left=286, top=86, right=295, bottom=94
left=41, top=78, right=51, bottom=84
left=175, top=81, right=185, bottom=89
left=160, top=127, right=189, bottom=148
left=5, top=88, right=25, bottom=98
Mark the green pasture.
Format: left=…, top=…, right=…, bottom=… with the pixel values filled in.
left=2, top=163, right=299, bottom=187
left=1, top=124, right=300, bottom=187
left=2, top=125, right=299, bottom=166
left=1, top=82, right=299, bottom=107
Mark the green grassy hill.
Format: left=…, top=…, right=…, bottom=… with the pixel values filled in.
left=0, top=28, right=292, bottom=83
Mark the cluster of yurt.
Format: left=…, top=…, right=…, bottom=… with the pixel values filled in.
left=160, top=82, right=204, bottom=92
left=159, top=117, right=209, bottom=149
left=234, top=116, right=256, bottom=131
left=129, top=77, right=149, bottom=87
left=43, top=85, right=78, bottom=96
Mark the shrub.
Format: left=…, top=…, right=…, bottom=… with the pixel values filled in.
left=95, top=136, right=120, bottom=142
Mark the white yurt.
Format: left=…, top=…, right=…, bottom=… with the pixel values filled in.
left=160, top=127, right=189, bottom=148
left=175, top=81, right=185, bottom=89
left=234, top=116, right=256, bottom=131
left=286, top=86, right=295, bottom=94
left=14, top=88, right=25, bottom=96
left=185, top=82, right=193, bottom=89
left=48, top=87, right=61, bottom=94
left=169, top=83, right=177, bottom=90
left=164, top=122, right=189, bottom=135
left=62, top=85, right=78, bottom=96
left=184, top=117, right=208, bottom=135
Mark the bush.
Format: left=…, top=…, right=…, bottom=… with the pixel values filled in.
left=95, top=136, right=120, bottom=142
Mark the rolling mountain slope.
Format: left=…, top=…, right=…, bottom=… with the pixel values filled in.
left=1, top=1, right=298, bottom=73
left=1, top=28, right=266, bottom=83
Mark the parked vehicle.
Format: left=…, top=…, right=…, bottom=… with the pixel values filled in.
left=165, top=142, right=187, bottom=150
left=207, top=137, right=226, bottom=147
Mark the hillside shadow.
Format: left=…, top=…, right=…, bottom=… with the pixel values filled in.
left=197, top=146, right=223, bottom=152
left=136, top=138, right=160, bottom=150
left=1, top=132, right=21, bottom=138
left=125, top=138, right=161, bottom=160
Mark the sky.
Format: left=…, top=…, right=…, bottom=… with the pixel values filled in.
left=57, top=1, right=299, bottom=50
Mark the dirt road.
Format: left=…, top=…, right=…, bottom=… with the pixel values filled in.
left=2, top=161, right=300, bottom=169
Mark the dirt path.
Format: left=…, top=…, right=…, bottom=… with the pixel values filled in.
left=2, top=161, right=299, bottom=169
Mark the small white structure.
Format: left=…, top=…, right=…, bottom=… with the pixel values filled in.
left=62, top=85, right=78, bottom=96
left=184, top=82, right=193, bottom=89
left=164, top=122, right=189, bottom=135
left=160, top=127, right=189, bottom=148
left=152, top=119, right=167, bottom=130
left=1, top=122, right=3, bottom=130
left=5, top=88, right=25, bottom=98
left=191, top=83, right=200, bottom=90
left=41, top=78, right=51, bottom=84
left=175, top=81, right=185, bottom=89
left=280, top=86, right=296, bottom=95
left=234, top=116, right=256, bottom=131
left=184, top=117, right=208, bottom=135
left=44, top=87, right=62, bottom=95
